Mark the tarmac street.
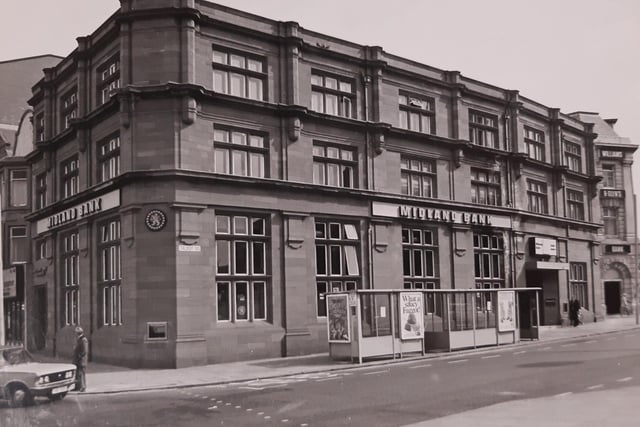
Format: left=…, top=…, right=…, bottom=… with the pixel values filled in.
left=2, top=316, right=639, bottom=426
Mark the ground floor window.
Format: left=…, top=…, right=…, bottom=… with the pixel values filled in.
left=217, top=281, right=267, bottom=321
left=569, top=262, right=588, bottom=309
left=101, top=285, right=122, bottom=326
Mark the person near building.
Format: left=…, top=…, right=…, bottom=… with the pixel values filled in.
left=569, top=299, right=580, bottom=327
left=72, top=326, right=89, bottom=392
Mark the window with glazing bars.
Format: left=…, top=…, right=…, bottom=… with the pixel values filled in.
left=402, top=227, right=439, bottom=289
left=99, top=219, right=122, bottom=326
left=471, top=168, right=501, bottom=206
left=215, top=214, right=269, bottom=322
left=469, top=110, right=498, bottom=148
left=98, top=134, right=120, bottom=183
left=400, top=156, right=436, bottom=198
left=311, top=72, right=354, bottom=118
left=569, top=262, right=588, bottom=309
left=566, top=189, right=584, bottom=220
left=601, top=164, right=615, bottom=188
left=35, top=173, right=46, bottom=209
left=524, top=127, right=545, bottom=161
left=312, top=143, right=356, bottom=188
left=97, top=56, right=120, bottom=105
left=473, top=232, right=505, bottom=313
left=399, top=93, right=435, bottom=134
left=602, top=206, right=618, bottom=237
left=527, top=179, right=548, bottom=214
left=214, top=127, right=267, bottom=178
left=315, top=220, right=361, bottom=317
left=9, top=169, right=27, bottom=207
left=61, top=231, right=79, bottom=326
left=61, top=88, right=78, bottom=130
left=213, top=48, right=265, bottom=101
left=61, top=156, right=79, bottom=199
left=564, top=141, right=582, bottom=173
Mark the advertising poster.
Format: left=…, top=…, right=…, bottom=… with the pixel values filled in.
left=327, top=294, right=351, bottom=343
left=400, top=292, right=424, bottom=340
left=497, top=291, right=516, bottom=332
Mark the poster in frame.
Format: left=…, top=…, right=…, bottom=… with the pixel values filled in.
left=400, top=292, right=424, bottom=340
left=497, top=291, right=516, bottom=332
left=326, top=294, right=351, bottom=343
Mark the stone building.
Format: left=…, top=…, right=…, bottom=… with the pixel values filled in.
left=25, top=0, right=613, bottom=367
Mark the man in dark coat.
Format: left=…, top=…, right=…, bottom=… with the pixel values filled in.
left=72, top=326, right=89, bottom=392
left=569, top=299, right=580, bottom=327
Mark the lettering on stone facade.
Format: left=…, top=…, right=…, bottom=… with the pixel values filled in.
left=47, top=198, right=104, bottom=229
left=398, top=205, right=491, bottom=226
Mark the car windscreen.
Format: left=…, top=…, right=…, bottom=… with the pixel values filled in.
left=1, top=348, right=34, bottom=365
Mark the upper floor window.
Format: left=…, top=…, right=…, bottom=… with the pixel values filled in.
left=311, top=72, right=354, bottom=118
left=601, top=164, right=615, bottom=188
left=97, top=56, right=120, bottom=105
left=564, top=141, right=582, bottom=173
left=99, top=219, right=122, bottom=326
left=9, top=169, right=27, bottom=207
left=469, top=110, right=498, bottom=149
left=36, top=239, right=47, bottom=261
left=35, top=113, right=45, bottom=142
left=400, top=156, right=436, bottom=198
left=527, top=179, right=548, bottom=214
left=315, top=220, right=361, bottom=317
left=399, top=93, right=435, bottom=134
left=212, top=48, right=265, bottom=101
left=61, top=156, right=79, bottom=199
left=9, top=226, right=27, bottom=264
left=312, top=143, right=356, bottom=188
left=98, top=134, right=120, bottom=183
left=602, top=206, right=618, bottom=236
left=566, top=189, right=584, bottom=220
left=215, top=214, right=269, bottom=322
left=61, top=88, right=78, bottom=130
left=214, top=128, right=267, bottom=178
left=35, top=173, right=47, bottom=210
left=471, top=168, right=501, bottom=206
left=524, top=127, right=545, bottom=162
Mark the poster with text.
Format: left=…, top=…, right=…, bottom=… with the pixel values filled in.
left=400, top=292, right=424, bottom=340
left=327, top=294, right=351, bottom=343
left=497, top=291, right=516, bottom=332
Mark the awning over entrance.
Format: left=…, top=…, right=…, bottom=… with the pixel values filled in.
left=527, top=261, right=569, bottom=270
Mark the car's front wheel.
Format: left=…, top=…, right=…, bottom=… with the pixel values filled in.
left=48, top=391, right=67, bottom=402
left=7, top=385, right=33, bottom=407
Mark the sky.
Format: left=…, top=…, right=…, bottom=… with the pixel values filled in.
left=1, top=0, right=639, bottom=197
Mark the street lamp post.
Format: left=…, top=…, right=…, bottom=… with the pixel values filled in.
left=0, top=197, right=4, bottom=345
left=634, top=194, right=639, bottom=325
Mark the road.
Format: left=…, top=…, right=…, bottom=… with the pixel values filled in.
left=2, top=329, right=640, bottom=426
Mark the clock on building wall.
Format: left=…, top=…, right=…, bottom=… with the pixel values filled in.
left=145, top=209, right=167, bottom=231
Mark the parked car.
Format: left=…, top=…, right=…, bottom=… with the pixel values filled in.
left=0, top=346, right=76, bottom=407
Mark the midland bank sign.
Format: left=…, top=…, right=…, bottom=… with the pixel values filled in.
left=372, top=202, right=511, bottom=228
left=36, top=189, right=120, bottom=234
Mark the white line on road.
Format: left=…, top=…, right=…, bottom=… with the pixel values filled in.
left=409, top=364, right=432, bottom=369
left=281, top=420, right=289, bottom=423
left=208, top=406, right=217, bottom=410
left=539, top=347, right=552, bottom=351
left=554, top=392, right=573, bottom=398
left=362, top=370, right=389, bottom=376
left=264, top=416, right=271, bottom=420
left=235, top=405, right=241, bottom=409
left=316, top=377, right=340, bottom=382
left=561, top=343, right=576, bottom=347
left=246, top=409, right=253, bottom=412
left=605, top=337, right=617, bottom=341
left=587, top=384, right=604, bottom=390
left=448, top=359, right=468, bottom=364
left=257, top=412, right=264, bottom=415
left=585, top=340, right=597, bottom=344
left=513, top=350, right=526, bottom=355
left=481, top=355, right=501, bottom=359
left=617, top=377, right=633, bottom=382
left=240, top=386, right=264, bottom=390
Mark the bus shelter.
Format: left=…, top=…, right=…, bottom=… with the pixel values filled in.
left=327, top=288, right=540, bottom=363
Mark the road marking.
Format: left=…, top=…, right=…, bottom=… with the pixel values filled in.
left=513, top=350, right=526, bottom=355
left=240, top=386, right=265, bottom=390
left=264, top=416, right=271, bottom=420
left=409, top=364, right=432, bottom=369
left=481, top=355, right=501, bottom=359
left=448, top=359, right=468, bottom=364
left=617, top=377, right=633, bottom=382
left=496, top=391, right=525, bottom=396
left=363, top=370, right=389, bottom=375
left=587, top=384, right=604, bottom=390
left=201, top=396, right=208, bottom=399
left=235, top=405, right=241, bottom=409
left=208, top=406, right=217, bottom=410
left=282, top=420, right=289, bottom=423
left=554, top=392, right=573, bottom=398
left=210, top=398, right=216, bottom=401
left=225, top=402, right=231, bottom=406
left=561, top=343, right=576, bottom=347
left=316, top=377, right=340, bottom=382
left=246, top=409, right=253, bottom=412
left=539, top=347, right=552, bottom=351
left=605, top=337, right=616, bottom=341
left=585, top=340, right=597, bottom=344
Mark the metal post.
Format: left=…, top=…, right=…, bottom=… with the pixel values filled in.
left=0, top=197, right=4, bottom=346
left=634, top=195, right=639, bottom=325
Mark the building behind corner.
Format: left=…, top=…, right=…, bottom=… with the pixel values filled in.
left=14, top=0, right=637, bottom=368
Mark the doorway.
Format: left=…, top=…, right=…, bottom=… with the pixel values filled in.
left=526, top=270, right=559, bottom=325
left=33, top=287, right=47, bottom=350
left=604, top=281, right=621, bottom=315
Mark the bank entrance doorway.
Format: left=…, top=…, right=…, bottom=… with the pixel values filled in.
left=526, top=270, right=559, bottom=325
left=604, top=281, right=621, bottom=315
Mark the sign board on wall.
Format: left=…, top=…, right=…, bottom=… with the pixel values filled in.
left=399, top=292, right=424, bottom=340
left=533, top=237, right=557, bottom=257
left=599, top=150, right=623, bottom=159
left=3, top=267, right=16, bottom=298
left=605, top=245, right=631, bottom=254
left=326, top=294, right=351, bottom=343
left=36, top=189, right=120, bottom=235
left=601, top=189, right=624, bottom=199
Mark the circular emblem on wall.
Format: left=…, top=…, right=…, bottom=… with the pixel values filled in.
left=145, top=209, right=167, bottom=231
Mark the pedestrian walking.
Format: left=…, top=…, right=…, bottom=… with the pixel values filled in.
left=569, top=299, right=580, bottom=327
left=72, top=326, right=89, bottom=392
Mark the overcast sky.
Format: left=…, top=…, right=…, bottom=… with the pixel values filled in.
left=2, top=0, right=639, bottom=196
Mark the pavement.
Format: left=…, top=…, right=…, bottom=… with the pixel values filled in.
left=31, top=314, right=640, bottom=396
